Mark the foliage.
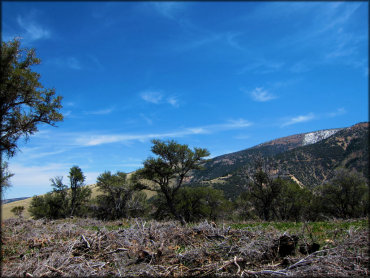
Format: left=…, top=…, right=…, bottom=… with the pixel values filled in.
left=137, top=139, right=210, bottom=224
left=0, top=161, right=13, bottom=190
left=68, top=166, right=91, bottom=217
left=10, top=205, right=24, bottom=217
left=175, top=187, right=230, bottom=222
left=274, top=181, right=313, bottom=221
left=317, top=169, right=368, bottom=218
left=0, top=38, right=63, bottom=189
left=28, top=166, right=91, bottom=219
left=246, top=165, right=283, bottom=221
left=93, top=171, right=145, bottom=220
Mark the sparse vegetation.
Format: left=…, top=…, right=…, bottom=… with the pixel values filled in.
left=10, top=206, right=24, bottom=218
left=1, top=217, right=368, bottom=277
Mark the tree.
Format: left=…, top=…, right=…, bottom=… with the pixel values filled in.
left=0, top=161, right=13, bottom=190
left=28, top=166, right=91, bottom=219
left=0, top=38, right=63, bottom=189
left=318, top=169, right=368, bottom=219
left=274, top=180, right=312, bottom=221
left=136, top=139, right=210, bottom=225
left=11, top=206, right=24, bottom=218
left=69, top=166, right=91, bottom=217
left=94, top=171, right=142, bottom=220
left=245, top=159, right=283, bottom=221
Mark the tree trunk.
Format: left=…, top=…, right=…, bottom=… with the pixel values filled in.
left=164, top=193, right=186, bottom=225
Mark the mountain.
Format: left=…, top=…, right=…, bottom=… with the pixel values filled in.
left=2, top=197, right=30, bottom=204
left=188, top=122, right=368, bottom=199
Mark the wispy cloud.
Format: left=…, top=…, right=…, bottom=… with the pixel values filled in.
left=166, top=96, right=179, bottom=107
left=75, top=119, right=252, bottom=146
left=247, top=87, right=277, bottom=102
left=238, top=59, right=284, bottom=75
left=152, top=2, right=186, bottom=20
left=140, top=91, right=163, bottom=104
left=84, top=107, right=114, bottom=115
left=140, top=91, right=180, bottom=107
left=281, top=113, right=315, bottom=127
left=48, top=57, right=82, bottom=70
left=327, top=108, right=347, bottom=118
left=8, top=163, right=99, bottom=194
left=16, top=14, right=50, bottom=42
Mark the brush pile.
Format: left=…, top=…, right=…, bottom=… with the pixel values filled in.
left=2, top=218, right=368, bottom=277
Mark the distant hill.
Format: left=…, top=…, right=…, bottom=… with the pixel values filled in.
left=2, top=197, right=30, bottom=204
left=188, top=122, right=368, bottom=199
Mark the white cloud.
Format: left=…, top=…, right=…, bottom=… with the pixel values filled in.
left=7, top=163, right=100, bottom=197
left=74, top=119, right=253, bottom=146
left=282, top=113, right=315, bottom=127
left=152, top=2, right=186, bottom=19
left=140, top=91, right=163, bottom=104
left=327, top=108, right=346, bottom=118
left=16, top=15, right=50, bottom=42
left=249, top=87, right=277, bottom=102
left=48, top=57, right=83, bottom=70
left=238, top=60, right=284, bottom=75
left=84, top=107, right=114, bottom=115
left=167, top=96, right=179, bottom=107
left=8, top=163, right=70, bottom=189
left=140, top=91, right=180, bottom=107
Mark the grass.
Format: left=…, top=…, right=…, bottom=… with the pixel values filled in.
left=229, top=218, right=368, bottom=246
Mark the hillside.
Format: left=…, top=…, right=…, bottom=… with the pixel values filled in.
left=188, top=122, right=368, bottom=199
left=190, top=127, right=344, bottom=182
left=2, top=197, right=29, bottom=204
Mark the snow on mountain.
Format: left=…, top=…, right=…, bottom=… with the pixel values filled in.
left=302, top=128, right=342, bottom=146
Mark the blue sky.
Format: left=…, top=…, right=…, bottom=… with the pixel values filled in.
left=2, top=1, right=368, bottom=199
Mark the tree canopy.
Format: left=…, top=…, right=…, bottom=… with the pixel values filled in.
left=0, top=38, right=63, bottom=188
left=136, top=139, right=210, bottom=225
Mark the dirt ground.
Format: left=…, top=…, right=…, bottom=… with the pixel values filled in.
left=1, top=217, right=368, bottom=277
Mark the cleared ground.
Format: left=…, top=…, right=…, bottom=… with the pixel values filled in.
left=2, top=217, right=368, bottom=277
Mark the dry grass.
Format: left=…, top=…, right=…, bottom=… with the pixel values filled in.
left=1, top=217, right=368, bottom=277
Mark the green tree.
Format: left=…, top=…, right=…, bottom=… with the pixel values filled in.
left=0, top=161, right=13, bottom=191
left=11, top=205, right=24, bottom=218
left=94, top=171, right=142, bottom=220
left=68, top=166, right=91, bottom=217
left=137, top=139, right=210, bottom=225
left=318, top=169, right=368, bottom=218
left=245, top=160, right=283, bottom=221
left=0, top=39, right=63, bottom=189
left=28, top=166, right=91, bottom=219
left=275, top=180, right=312, bottom=221
left=176, top=187, right=229, bottom=222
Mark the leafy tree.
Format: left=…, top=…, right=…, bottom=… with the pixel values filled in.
left=318, top=169, right=368, bottom=218
left=69, top=166, right=91, bottom=217
left=0, top=161, right=13, bottom=191
left=94, top=171, right=143, bottom=220
left=275, top=180, right=312, bottom=221
left=0, top=39, right=63, bottom=189
left=177, top=187, right=229, bottom=222
left=150, top=187, right=229, bottom=222
left=29, top=195, right=48, bottom=219
left=136, top=139, right=210, bottom=225
left=28, top=166, right=91, bottom=219
left=11, top=205, right=24, bottom=218
left=247, top=170, right=283, bottom=221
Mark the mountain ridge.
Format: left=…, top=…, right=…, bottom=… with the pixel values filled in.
left=188, top=122, right=368, bottom=199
